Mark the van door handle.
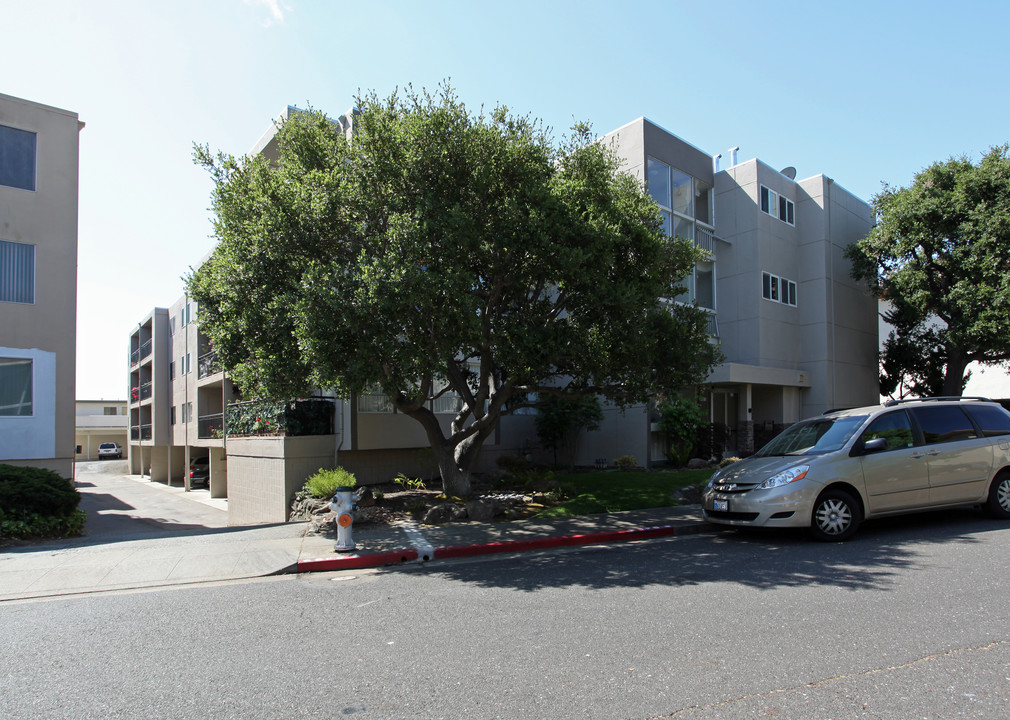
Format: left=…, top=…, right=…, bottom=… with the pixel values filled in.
left=911, top=452, right=927, bottom=459
left=926, top=449, right=942, bottom=456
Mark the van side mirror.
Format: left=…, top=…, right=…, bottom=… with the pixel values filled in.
left=862, top=437, right=888, bottom=454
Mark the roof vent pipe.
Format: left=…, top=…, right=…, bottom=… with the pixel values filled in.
left=713, top=153, right=722, bottom=173
left=729, top=146, right=739, bottom=166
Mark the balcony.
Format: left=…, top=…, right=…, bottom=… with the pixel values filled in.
left=130, top=424, right=153, bottom=441
left=198, top=413, right=224, bottom=439
left=130, top=382, right=152, bottom=403
left=130, top=339, right=152, bottom=366
left=695, top=227, right=717, bottom=256
left=226, top=398, right=334, bottom=437
left=198, top=351, right=221, bottom=379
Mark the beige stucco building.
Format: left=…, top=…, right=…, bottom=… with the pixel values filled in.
left=75, top=400, right=128, bottom=460
left=127, top=110, right=878, bottom=524
left=0, top=93, right=82, bottom=478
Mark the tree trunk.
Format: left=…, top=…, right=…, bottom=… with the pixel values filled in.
left=436, top=445, right=472, bottom=497
left=942, top=351, right=969, bottom=397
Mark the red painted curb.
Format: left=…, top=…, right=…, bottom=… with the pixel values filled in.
left=297, top=548, right=419, bottom=572
left=432, top=524, right=680, bottom=560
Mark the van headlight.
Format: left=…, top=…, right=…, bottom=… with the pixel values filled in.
left=706, top=469, right=723, bottom=489
left=757, top=465, right=809, bottom=490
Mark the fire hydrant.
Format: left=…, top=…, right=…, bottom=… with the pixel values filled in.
left=330, top=486, right=357, bottom=552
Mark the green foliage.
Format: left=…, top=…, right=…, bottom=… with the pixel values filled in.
left=535, top=469, right=711, bottom=518
left=613, top=455, right=639, bottom=471
left=0, top=464, right=84, bottom=540
left=657, top=396, right=706, bottom=465
left=189, top=83, right=720, bottom=496
left=534, top=394, right=603, bottom=467
left=0, top=464, right=81, bottom=517
left=1, top=509, right=87, bottom=540
left=303, top=467, right=356, bottom=499
left=718, top=456, right=741, bottom=469
left=393, top=473, right=426, bottom=491
left=847, top=145, right=1010, bottom=397
left=226, top=398, right=334, bottom=437
left=496, top=454, right=530, bottom=476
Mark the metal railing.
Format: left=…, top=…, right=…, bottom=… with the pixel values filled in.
left=198, top=413, right=224, bottom=439
left=695, top=227, right=717, bottom=256
left=130, top=339, right=152, bottom=366
left=130, top=424, right=153, bottom=441
left=198, top=351, right=221, bottom=379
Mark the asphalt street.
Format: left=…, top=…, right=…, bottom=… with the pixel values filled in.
left=3, top=506, right=1009, bottom=719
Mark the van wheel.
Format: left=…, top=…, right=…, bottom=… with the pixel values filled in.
left=810, top=489, right=862, bottom=542
left=984, top=472, right=1010, bottom=518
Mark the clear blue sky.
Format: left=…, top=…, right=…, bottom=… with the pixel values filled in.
left=4, top=0, right=1008, bottom=400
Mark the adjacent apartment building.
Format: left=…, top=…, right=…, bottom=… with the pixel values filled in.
left=75, top=400, right=128, bottom=461
left=0, top=93, right=82, bottom=478
left=128, top=110, right=878, bottom=524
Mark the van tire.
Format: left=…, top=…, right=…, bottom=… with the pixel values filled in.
left=810, top=488, right=862, bottom=542
left=984, top=472, right=1010, bottom=519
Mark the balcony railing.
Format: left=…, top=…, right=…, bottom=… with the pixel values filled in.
left=695, top=227, right=717, bottom=256
left=130, top=424, right=153, bottom=441
left=198, top=351, right=221, bottom=379
left=198, top=413, right=224, bottom=439
left=130, top=339, right=153, bottom=366
left=226, top=398, right=335, bottom=437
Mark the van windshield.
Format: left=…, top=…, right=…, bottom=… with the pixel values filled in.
left=755, top=415, right=868, bottom=457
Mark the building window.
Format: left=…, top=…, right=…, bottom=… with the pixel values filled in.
left=0, top=124, right=37, bottom=191
left=357, top=388, right=393, bottom=413
left=181, top=353, right=191, bottom=375
left=104, top=407, right=118, bottom=416
left=171, top=406, right=176, bottom=425
left=0, top=239, right=35, bottom=304
left=169, top=361, right=175, bottom=380
left=0, top=357, right=33, bottom=416
left=760, top=186, right=795, bottom=226
left=762, top=272, right=797, bottom=307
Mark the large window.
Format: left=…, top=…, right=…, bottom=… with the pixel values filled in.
left=648, top=157, right=716, bottom=310
left=0, top=358, right=32, bottom=416
left=0, top=124, right=37, bottom=191
left=762, top=272, right=797, bottom=307
left=760, top=186, right=795, bottom=226
left=0, top=239, right=35, bottom=304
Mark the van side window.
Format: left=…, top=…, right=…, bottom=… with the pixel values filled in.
left=911, top=406, right=979, bottom=444
left=860, top=411, right=914, bottom=451
left=964, top=404, right=1010, bottom=437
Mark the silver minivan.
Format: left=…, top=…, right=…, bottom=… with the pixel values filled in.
left=702, top=397, right=1010, bottom=541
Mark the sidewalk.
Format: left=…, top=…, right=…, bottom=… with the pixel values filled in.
left=0, top=462, right=717, bottom=601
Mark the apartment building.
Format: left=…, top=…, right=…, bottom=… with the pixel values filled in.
left=75, top=400, right=128, bottom=460
left=594, top=118, right=878, bottom=459
left=128, top=110, right=877, bottom=524
left=0, top=93, right=82, bottom=478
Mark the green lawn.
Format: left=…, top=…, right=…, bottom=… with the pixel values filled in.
left=535, top=469, right=713, bottom=518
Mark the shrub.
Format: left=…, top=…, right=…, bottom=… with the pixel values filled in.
left=613, top=455, right=639, bottom=471
left=302, top=467, right=357, bottom=499
left=719, top=456, right=741, bottom=468
left=0, top=464, right=80, bottom=517
left=496, top=455, right=530, bottom=476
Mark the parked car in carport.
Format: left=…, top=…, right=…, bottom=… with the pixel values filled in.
left=97, top=442, right=122, bottom=459
left=189, top=456, right=209, bottom=487
left=702, top=397, right=1010, bottom=541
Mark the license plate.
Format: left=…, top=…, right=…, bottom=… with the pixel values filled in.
left=714, top=499, right=729, bottom=512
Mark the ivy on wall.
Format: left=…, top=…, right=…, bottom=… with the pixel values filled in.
left=226, top=398, right=334, bottom=437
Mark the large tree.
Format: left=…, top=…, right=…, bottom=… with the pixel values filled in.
left=847, top=145, right=1010, bottom=398
left=189, top=86, right=719, bottom=496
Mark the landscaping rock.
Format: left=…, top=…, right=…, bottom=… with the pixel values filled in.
left=465, top=499, right=496, bottom=522
left=687, top=458, right=710, bottom=469
left=422, top=503, right=458, bottom=524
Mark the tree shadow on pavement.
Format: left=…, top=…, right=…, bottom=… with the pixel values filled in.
left=416, top=509, right=1000, bottom=594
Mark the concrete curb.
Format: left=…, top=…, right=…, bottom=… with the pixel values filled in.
left=296, top=519, right=717, bottom=573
